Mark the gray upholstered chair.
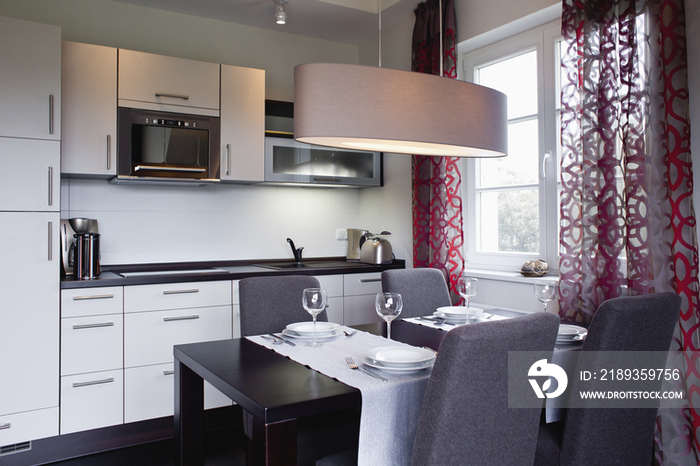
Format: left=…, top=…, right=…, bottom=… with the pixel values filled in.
left=412, top=311, right=560, bottom=466
left=381, top=268, right=452, bottom=319
left=534, top=292, right=682, bottom=466
left=239, top=275, right=327, bottom=337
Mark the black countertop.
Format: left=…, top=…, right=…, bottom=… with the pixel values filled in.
left=61, top=257, right=406, bottom=289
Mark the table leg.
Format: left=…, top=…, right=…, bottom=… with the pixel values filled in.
left=250, top=416, right=298, bottom=466
left=174, top=359, right=204, bottom=466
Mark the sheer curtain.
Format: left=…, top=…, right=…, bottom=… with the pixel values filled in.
left=411, top=0, right=464, bottom=301
left=559, top=0, right=699, bottom=462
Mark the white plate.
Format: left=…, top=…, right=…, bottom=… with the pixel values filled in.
left=362, top=356, right=434, bottom=373
left=558, top=324, right=587, bottom=340
left=365, top=346, right=436, bottom=368
left=436, top=306, right=484, bottom=316
left=282, top=328, right=344, bottom=340
left=285, top=322, right=340, bottom=336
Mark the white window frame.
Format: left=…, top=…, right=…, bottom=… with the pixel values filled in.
left=461, top=21, right=562, bottom=272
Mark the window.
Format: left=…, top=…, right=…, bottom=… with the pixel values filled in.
left=462, top=21, right=562, bottom=271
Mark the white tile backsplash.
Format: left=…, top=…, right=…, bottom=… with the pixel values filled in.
left=61, top=179, right=359, bottom=265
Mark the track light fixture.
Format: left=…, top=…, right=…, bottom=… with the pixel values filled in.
left=275, top=0, right=287, bottom=25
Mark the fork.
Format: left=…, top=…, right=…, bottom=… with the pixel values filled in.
left=345, top=357, right=387, bottom=382
left=261, top=334, right=283, bottom=345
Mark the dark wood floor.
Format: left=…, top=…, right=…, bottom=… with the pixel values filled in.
left=44, top=426, right=247, bottom=466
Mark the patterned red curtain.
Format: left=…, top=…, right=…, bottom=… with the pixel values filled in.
left=411, top=0, right=464, bottom=301
left=560, top=0, right=700, bottom=462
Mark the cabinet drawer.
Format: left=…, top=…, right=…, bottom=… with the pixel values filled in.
left=124, top=281, right=231, bottom=313
left=61, top=314, right=123, bottom=376
left=124, top=305, right=232, bottom=367
left=343, top=272, right=382, bottom=296
left=118, top=49, right=220, bottom=114
left=343, top=295, right=383, bottom=326
left=60, top=369, right=123, bottom=435
left=0, top=407, right=58, bottom=446
left=124, top=363, right=230, bottom=423
left=314, top=274, right=343, bottom=297
left=61, top=287, right=123, bottom=318
left=325, top=296, right=344, bottom=325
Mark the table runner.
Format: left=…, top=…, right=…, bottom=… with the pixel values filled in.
left=247, top=328, right=431, bottom=466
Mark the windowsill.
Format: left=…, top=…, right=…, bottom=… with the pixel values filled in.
left=463, top=267, right=560, bottom=285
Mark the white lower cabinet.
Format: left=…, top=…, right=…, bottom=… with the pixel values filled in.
left=0, top=408, right=59, bottom=447
left=124, top=363, right=230, bottom=423
left=315, top=275, right=344, bottom=324
left=61, top=314, right=123, bottom=376
left=60, top=370, right=123, bottom=434
left=343, top=273, right=384, bottom=326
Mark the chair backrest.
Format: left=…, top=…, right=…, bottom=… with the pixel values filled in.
left=558, top=292, right=681, bottom=466
left=412, top=312, right=560, bottom=466
left=239, top=275, right=327, bottom=337
left=381, top=268, right=452, bottom=319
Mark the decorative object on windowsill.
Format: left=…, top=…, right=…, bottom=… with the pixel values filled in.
left=293, top=0, right=508, bottom=158
left=520, top=260, right=548, bottom=277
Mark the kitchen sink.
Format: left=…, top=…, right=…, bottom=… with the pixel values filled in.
left=254, top=261, right=365, bottom=270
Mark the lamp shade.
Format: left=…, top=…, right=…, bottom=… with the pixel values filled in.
left=294, top=63, right=508, bottom=158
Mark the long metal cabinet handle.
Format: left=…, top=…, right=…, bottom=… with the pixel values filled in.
left=106, top=135, right=111, bottom=170
left=155, top=93, right=189, bottom=100
left=314, top=177, right=342, bottom=183
left=73, top=294, right=114, bottom=300
left=49, top=94, right=54, bottom=134
left=226, top=144, right=231, bottom=176
left=360, top=278, right=381, bottom=283
left=162, top=289, right=199, bottom=295
left=163, top=370, right=175, bottom=376
left=48, top=222, right=52, bottom=261
left=48, top=167, right=53, bottom=206
left=134, top=164, right=206, bottom=173
left=163, top=315, right=200, bottom=322
left=73, top=322, right=114, bottom=330
left=73, top=377, right=114, bottom=388
left=0, top=423, right=10, bottom=430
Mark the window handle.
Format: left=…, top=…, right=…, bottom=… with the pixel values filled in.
left=541, top=151, right=551, bottom=179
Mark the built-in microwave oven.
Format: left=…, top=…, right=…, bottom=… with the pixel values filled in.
left=114, top=107, right=220, bottom=184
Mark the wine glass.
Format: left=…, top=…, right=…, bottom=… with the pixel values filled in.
left=375, top=292, right=403, bottom=344
left=457, top=276, right=478, bottom=322
left=534, top=282, right=557, bottom=312
left=302, top=288, right=327, bottom=348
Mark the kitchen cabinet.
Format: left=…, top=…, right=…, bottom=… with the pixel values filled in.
left=342, top=272, right=384, bottom=326
left=220, top=64, right=265, bottom=182
left=0, top=138, right=60, bottom=212
left=0, top=16, right=60, bottom=140
left=118, top=49, right=220, bottom=116
left=60, top=287, right=124, bottom=435
left=61, top=41, right=117, bottom=177
left=123, top=281, right=232, bottom=423
left=0, top=212, right=60, bottom=445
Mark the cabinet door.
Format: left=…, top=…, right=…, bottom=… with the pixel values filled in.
left=0, top=138, right=60, bottom=212
left=343, top=295, right=384, bottom=326
left=118, top=49, right=220, bottom=114
left=60, top=369, right=123, bottom=434
left=0, top=16, right=60, bottom=140
left=61, top=41, right=117, bottom=176
left=220, top=65, right=265, bottom=182
left=61, top=314, right=123, bottom=376
left=0, top=212, right=59, bottom=417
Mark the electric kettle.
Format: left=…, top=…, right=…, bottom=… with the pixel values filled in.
left=359, top=231, right=393, bottom=265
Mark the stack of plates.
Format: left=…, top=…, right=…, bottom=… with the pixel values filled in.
left=282, top=322, right=342, bottom=340
left=362, top=346, right=436, bottom=373
left=557, top=324, right=587, bottom=345
left=434, top=306, right=487, bottom=323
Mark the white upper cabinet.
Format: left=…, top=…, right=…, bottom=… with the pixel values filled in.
left=0, top=138, right=60, bottom=212
left=61, top=41, right=117, bottom=177
left=118, top=49, right=220, bottom=115
left=0, top=16, right=61, bottom=140
left=220, top=64, right=265, bottom=182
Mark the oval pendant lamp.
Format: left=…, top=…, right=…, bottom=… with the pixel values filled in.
left=293, top=0, right=507, bottom=158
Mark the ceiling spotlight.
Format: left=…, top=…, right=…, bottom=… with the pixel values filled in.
left=275, top=0, right=287, bottom=25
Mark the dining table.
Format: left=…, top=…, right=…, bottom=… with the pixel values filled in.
left=174, top=311, right=582, bottom=465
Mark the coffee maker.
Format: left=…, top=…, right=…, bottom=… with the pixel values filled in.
left=61, top=218, right=100, bottom=279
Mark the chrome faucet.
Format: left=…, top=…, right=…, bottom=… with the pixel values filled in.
left=287, top=238, right=304, bottom=265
